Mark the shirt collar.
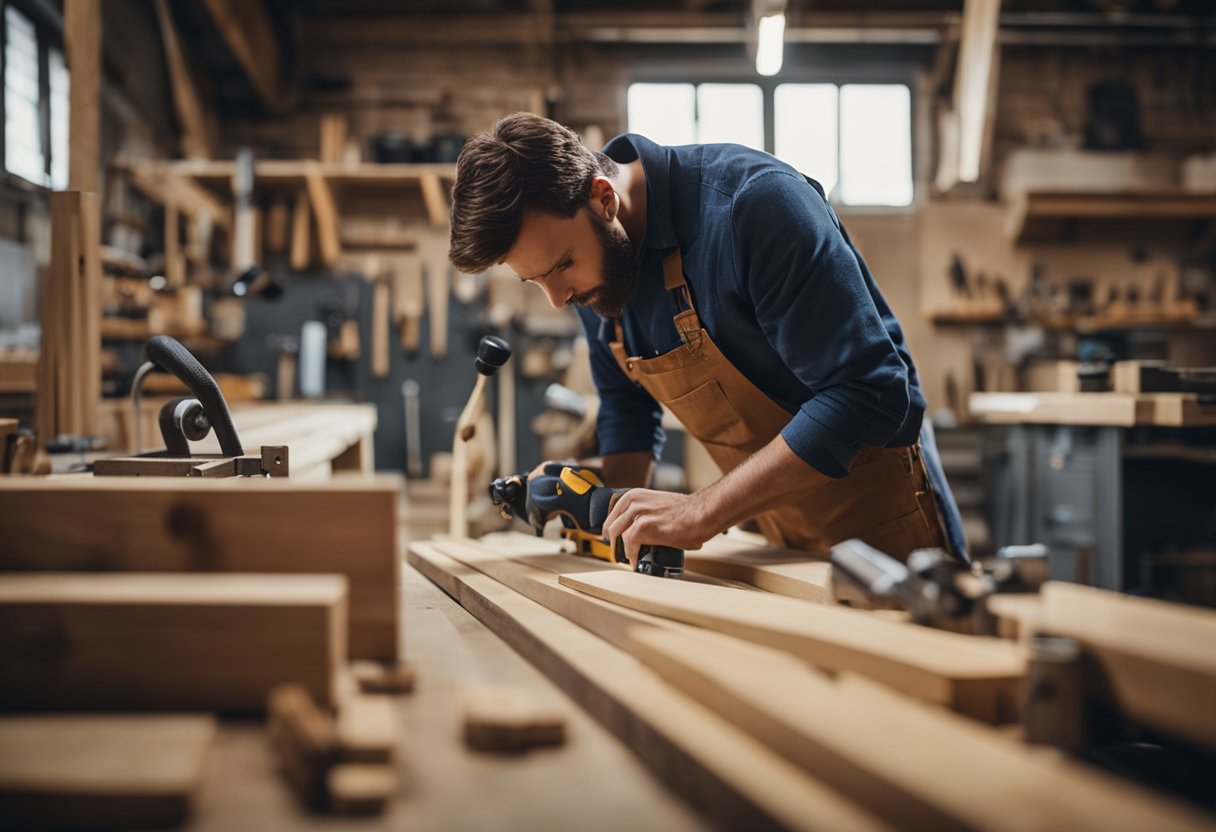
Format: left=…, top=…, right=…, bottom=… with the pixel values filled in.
left=602, top=132, right=681, bottom=254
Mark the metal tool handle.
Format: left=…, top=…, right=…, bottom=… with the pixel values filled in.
left=144, top=335, right=244, bottom=457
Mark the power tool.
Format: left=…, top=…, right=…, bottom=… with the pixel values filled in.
left=488, top=463, right=684, bottom=578
left=829, top=538, right=1050, bottom=634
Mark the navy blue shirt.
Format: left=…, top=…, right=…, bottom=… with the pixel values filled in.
left=579, top=133, right=924, bottom=479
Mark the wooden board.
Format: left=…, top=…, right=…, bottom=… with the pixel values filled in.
left=0, top=476, right=399, bottom=660
left=685, top=534, right=834, bottom=603
left=305, top=163, right=342, bottom=268
left=969, top=391, right=1216, bottom=427
left=1039, top=581, right=1216, bottom=750
left=0, top=714, right=215, bottom=831
left=0, top=573, right=346, bottom=711
left=629, top=627, right=1214, bottom=832
left=408, top=542, right=889, bottom=832
left=559, top=570, right=1025, bottom=723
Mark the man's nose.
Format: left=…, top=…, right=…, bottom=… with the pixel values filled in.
left=540, top=281, right=566, bottom=309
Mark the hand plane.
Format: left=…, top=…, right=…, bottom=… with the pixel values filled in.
left=489, top=463, right=684, bottom=578
left=93, top=335, right=288, bottom=478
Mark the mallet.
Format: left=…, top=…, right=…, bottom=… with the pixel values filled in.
left=449, top=336, right=512, bottom=537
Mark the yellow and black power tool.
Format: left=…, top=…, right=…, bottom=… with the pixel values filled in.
left=488, top=463, right=685, bottom=578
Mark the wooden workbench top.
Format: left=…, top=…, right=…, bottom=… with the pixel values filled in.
left=181, top=563, right=707, bottom=832
left=969, top=391, right=1216, bottom=427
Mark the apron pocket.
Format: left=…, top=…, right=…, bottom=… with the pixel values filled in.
left=853, top=505, right=940, bottom=562
left=666, top=380, right=752, bottom=446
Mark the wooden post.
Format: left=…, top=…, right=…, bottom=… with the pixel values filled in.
left=65, top=0, right=100, bottom=194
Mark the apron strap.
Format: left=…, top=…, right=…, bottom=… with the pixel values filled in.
left=611, top=248, right=696, bottom=352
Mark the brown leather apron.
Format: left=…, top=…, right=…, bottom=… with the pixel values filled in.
left=609, top=249, right=947, bottom=560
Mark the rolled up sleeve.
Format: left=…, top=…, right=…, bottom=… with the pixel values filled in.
left=731, top=172, right=913, bottom=478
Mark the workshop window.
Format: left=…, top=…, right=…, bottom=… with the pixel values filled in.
left=3, top=4, right=69, bottom=189
left=628, top=80, right=913, bottom=207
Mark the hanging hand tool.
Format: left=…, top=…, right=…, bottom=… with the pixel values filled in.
left=450, top=335, right=512, bottom=537
left=489, top=463, right=685, bottom=578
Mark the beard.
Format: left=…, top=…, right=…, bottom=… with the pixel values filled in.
left=571, top=208, right=639, bottom=318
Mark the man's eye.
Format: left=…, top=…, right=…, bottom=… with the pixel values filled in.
left=558, top=261, right=573, bottom=272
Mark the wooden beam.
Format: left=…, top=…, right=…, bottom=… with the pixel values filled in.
left=629, top=627, right=1213, bottom=832
left=559, top=570, right=1024, bottom=723
left=200, top=0, right=283, bottom=110
left=0, top=573, right=346, bottom=710
left=305, top=163, right=342, bottom=268
left=0, top=715, right=215, bottom=830
left=0, top=476, right=400, bottom=660
left=153, top=0, right=212, bottom=159
left=407, top=542, right=889, bottom=832
left=953, top=0, right=1001, bottom=183
left=65, top=0, right=100, bottom=193
left=1039, top=581, right=1216, bottom=750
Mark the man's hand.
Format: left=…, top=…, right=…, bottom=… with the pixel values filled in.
left=602, top=489, right=714, bottom=567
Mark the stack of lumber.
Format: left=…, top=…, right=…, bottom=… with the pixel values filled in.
left=37, top=191, right=101, bottom=440
left=408, top=533, right=1215, bottom=831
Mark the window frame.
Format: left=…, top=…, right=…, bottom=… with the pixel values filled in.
left=626, top=67, right=920, bottom=213
left=1, top=0, right=68, bottom=191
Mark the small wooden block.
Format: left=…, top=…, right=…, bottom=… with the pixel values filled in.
left=268, top=684, right=339, bottom=807
left=462, top=685, right=567, bottom=753
left=327, top=763, right=396, bottom=815
left=352, top=660, right=416, bottom=694
left=337, top=692, right=398, bottom=764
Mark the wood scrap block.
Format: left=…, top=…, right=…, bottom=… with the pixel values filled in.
left=352, top=660, right=416, bottom=694
left=327, top=764, right=395, bottom=815
left=337, top=692, right=398, bottom=764
left=0, top=573, right=347, bottom=711
left=559, top=569, right=1025, bottom=723
left=0, top=476, right=401, bottom=660
left=462, top=684, right=566, bottom=753
left=268, top=683, right=339, bottom=807
left=0, top=714, right=215, bottom=831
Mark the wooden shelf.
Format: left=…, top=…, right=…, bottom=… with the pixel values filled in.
left=1007, top=188, right=1216, bottom=245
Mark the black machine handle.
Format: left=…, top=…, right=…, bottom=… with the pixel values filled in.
left=144, top=335, right=244, bottom=457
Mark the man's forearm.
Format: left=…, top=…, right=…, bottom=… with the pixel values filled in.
left=693, top=433, right=831, bottom=534
left=601, top=451, right=654, bottom=489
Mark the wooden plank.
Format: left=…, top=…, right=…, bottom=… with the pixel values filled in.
left=0, top=714, right=215, bottom=831
left=0, top=573, right=346, bottom=711
left=420, top=173, right=450, bottom=227
left=0, top=476, right=400, bottom=660
left=65, top=0, right=100, bottom=192
left=200, top=0, right=283, bottom=110
left=305, top=163, right=342, bottom=268
left=629, top=627, right=1214, bottom=832
left=408, top=542, right=890, bottom=832
left=685, top=535, right=835, bottom=603
left=559, top=570, right=1024, bottom=723
left=954, top=0, right=1001, bottom=183
left=290, top=188, right=312, bottom=270
left=968, top=392, right=1146, bottom=426
left=1039, top=581, right=1216, bottom=750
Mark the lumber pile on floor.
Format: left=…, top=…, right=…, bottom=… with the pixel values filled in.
left=409, top=533, right=1215, bottom=831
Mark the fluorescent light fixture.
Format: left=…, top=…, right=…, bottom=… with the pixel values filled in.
left=756, top=13, right=785, bottom=76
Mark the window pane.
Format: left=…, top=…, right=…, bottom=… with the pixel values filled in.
left=696, top=84, right=763, bottom=150
left=49, top=48, right=69, bottom=190
left=774, top=84, right=838, bottom=198
left=839, top=84, right=913, bottom=206
left=5, top=6, right=47, bottom=185
left=627, top=84, right=695, bottom=146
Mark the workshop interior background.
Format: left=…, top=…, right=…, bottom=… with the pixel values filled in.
left=1, top=1, right=1214, bottom=596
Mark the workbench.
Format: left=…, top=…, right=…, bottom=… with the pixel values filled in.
left=178, top=561, right=705, bottom=831
left=969, top=391, right=1216, bottom=595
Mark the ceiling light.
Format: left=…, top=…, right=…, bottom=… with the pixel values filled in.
left=755, top=10, right=786, bottom=76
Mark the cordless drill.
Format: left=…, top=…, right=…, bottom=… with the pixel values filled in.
left=488, top=463, right=685, bottom=578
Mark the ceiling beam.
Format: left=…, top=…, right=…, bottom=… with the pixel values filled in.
left=201, top=0, right=285, bottom=111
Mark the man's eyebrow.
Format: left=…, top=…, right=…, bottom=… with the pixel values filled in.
left=519, top=249, right=572, bottom=281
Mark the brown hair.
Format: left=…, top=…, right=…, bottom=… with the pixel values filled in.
left=448, top=113, right=616, bottom=274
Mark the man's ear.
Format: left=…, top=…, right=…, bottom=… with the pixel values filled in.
left=588, top=177, right=618, bottom=221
